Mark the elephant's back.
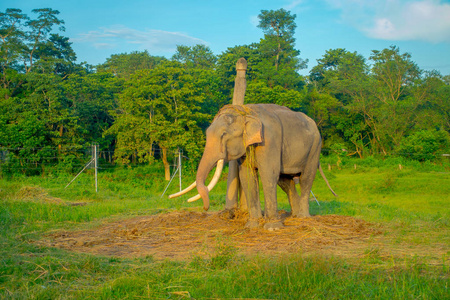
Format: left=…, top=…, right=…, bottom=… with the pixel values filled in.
left=248, top=104, right=319, bottom=134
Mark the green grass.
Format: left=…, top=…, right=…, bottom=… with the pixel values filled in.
left=1, top=159, right=449, bottom=299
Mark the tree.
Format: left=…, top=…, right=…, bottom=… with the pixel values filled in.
left=22, top=8, right=65, bottom=73
left=106, top=61, right=208, bottom=179
left=96, top=51, right=166, bottom=79
left=398, top=129, right=450, bottom=161
left=216, top=44, right=261, bottom=100
left=63, top=72, right=123, bottom=158
left=310, top=48, right=368, bottom=97
left=0, top=9, right=28, bottom=98
left=245, top=81, right=304, bottom=110
left=172, top=44, right=217, bottom=69
left=33, top=33, right=77, bottom=75
left=307, top=49, right=371, bottom=156
left=0, top=8, right=70, bottom=99
left=255, top=8, right=307, bottom=89
left=368, top=46, right=422, bottom=151
left=409, top=70, right=450, bottom=132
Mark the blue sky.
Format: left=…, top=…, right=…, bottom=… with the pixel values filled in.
left=2, top=0, right=450, bottom=75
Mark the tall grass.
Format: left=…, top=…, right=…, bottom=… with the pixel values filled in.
left=1, top=158, right=449, bottom=299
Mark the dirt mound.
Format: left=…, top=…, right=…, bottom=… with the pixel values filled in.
left=41, top=210, right=383, bottom=260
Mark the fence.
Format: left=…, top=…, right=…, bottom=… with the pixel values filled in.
left=0, top=144, right=188, bottom=193
left=0, top=145, right=186, bottom=171
left=1, top=144, right=448, bottom=193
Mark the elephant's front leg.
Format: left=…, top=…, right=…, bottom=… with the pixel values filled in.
left=238, top=161, right=262, bottom=228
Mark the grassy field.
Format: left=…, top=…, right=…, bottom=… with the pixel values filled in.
left=0, top=157, right=449, bottom=299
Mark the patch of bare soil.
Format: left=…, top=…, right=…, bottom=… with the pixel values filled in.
left=39, top=210, right=389, bottom=260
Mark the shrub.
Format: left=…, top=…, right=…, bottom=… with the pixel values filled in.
left=398, top=129, right=450, bottom=161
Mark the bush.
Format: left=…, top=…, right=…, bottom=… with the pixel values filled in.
left=398, top=129, right=450, bottom=161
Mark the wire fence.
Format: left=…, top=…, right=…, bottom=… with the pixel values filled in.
left=0, top=145, right=187, bottom=173
left=1, top=144, right=448, bottom=196
left=1, top=144, right=448, bottom=173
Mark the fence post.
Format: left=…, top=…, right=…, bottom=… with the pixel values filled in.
left=178, top=149, right=182, bottom=192
left=65, top=144, right=97, bottom=191
left=94, top=143, right=98, bottom=192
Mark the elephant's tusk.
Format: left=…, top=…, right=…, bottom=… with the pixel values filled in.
left=187, top=159, right=224, bottom=203
left=187, top=194, right=201, bottom=203
left=168, top=182, right=197, bottom=199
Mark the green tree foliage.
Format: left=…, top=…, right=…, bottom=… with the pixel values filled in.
left=0, top=8, right=117, bottom=174
left=216, top=44, right=261, bottom=100
left=63, top=72, right=123, bottom=152
left=173, top=45, right=226, bottom=121
left=255, top=8, right=307, bottom=89
left=0, top=101, right=54, bottom=175
left=308, top=46, right=449, bottom=158
left=96, top=50, right=166, bottom=79
left=0, top=9, right=28, bottom=98
left=1, top=7, right=449, bottom=178
left=0, top=8, right=70, bottom=98
left=368, top=46, right=422, bottom=151
left=106, top=61, right=209, bottom=178
left=308, top=49, right=370, bottom=156
left=245, top=81, right=304, bottom=110
left=398, top=129, right=450, bottom=161
left=172, top=44, right=217, bottom=69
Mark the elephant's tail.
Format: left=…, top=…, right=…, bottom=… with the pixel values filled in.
left=319, top=163, right=338, bottom=197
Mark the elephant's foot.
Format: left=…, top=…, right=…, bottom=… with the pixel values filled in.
left=292, top=211, right=311, bottom=218
left=245, top=218, right=260, bottom=229
left=292, top=206, right=311, bottom=218
left=218, top=208, right=236, bottom=219
left=264, top=220, right=283, bottom=231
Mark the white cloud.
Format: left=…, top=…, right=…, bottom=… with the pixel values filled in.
left=324, top=0, right=450, bottom=43
left=73, top=25, right=208, bottom=53
left=284, top=0, right=306, bottom=10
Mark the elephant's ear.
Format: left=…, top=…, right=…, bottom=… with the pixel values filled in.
left=244, top=116, right=263, bottom=147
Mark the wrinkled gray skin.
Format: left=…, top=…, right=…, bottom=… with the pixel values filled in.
left=196, top=104, right=324, bottom=230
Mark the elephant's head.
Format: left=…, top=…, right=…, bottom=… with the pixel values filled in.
left=196, top=105, right=262, bottom=210
left=170, top=105, right=262, bottom=210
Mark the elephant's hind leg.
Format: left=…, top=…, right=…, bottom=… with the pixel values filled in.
left=278, top=176, right=303, bottom=217
left=297, top=164, right=319, bottom=217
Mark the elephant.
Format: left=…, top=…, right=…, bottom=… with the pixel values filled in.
left=171, top=103, right=336, bottom=230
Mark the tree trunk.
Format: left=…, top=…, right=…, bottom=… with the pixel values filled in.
left=58, top=125, right=63, bottom=154
left=161, top=147, right=171, bottom=181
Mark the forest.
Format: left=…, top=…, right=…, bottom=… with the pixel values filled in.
left=1, top=8, right=449, bottom=176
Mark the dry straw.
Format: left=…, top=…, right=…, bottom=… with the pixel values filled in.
left=40, top=210, right=383, bottom=260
